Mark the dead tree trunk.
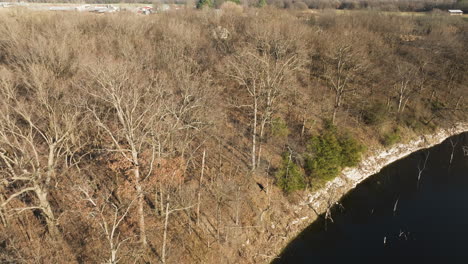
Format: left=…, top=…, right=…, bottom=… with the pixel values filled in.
left=161, top=195, right=194, bottom=264
left=196, top=149, right=206, bottom=226
left=162, top=197, right=170, bottom=264
left=417, top=152, right=430, bottom=190
left=252, top=96, right=258, bottom=170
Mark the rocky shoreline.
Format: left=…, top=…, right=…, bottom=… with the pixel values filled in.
left=268, top=122, right=468, bottom=262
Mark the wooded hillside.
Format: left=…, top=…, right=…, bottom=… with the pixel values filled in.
left=0, top=8, right=466, bottom=263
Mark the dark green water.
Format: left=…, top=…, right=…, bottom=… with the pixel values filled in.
left=275, top=133, right=468, bottom=263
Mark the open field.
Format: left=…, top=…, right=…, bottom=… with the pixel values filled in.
left=0, top=2, right=186, bottom=13
left=331, top=8, right=468, bottom=17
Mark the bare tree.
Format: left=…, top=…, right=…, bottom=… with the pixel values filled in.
left=394, top=63, right=418, bottom=113
left=99, top=199, right=134, bottom=264
left=86, top=63, right=163, bottom=246
left=86, top=59, right=209, bottom=247
left=228, top=45, right=301, bottom=169
left=417, top=152, right=430, bottom=190
left=161, top=193, right=194, bottom=264
left=228, top=52, right=261, bottom=170
left=0, top=65, right=83, bottom=240
left=448, top=137, right=459, bottom=166
left=321, top=44, right=366, bottom=124
left=77, top=184, right=135, bottom=264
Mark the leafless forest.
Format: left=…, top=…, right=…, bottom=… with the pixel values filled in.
left=0, top=7, right=466, bottom=263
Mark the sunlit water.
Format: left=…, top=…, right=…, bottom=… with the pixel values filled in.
left=275, top=133, right=468, bottom=263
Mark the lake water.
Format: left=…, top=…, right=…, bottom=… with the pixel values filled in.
left=274, top=133, right=468, bottom=263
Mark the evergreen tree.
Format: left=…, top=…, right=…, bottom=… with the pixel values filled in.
left=276, top=151, right=305, bottom=193
left=305, top=123, right=364, bottom=182
left=197, top=0, right=213, bottom=9
left=306, top=130, right=343, bottom=181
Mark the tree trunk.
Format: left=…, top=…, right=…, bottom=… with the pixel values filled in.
left=35, top=184, right=60, bottom=240
left=301, top=117, right=306, bottom=138
left=430, top=90, right=436, bottom=102
left=159, top=182, right=164, bottom=215
left=397, top=92, right=404, bottom=113
left=332, top=92, right=342, bottom=124
left=0, top=192, right=8, bottom=227
left=196, top=149, right=205, bottom=226
left=46, top=144, right=56, bottom=185
left=331, top=107, right=338, bottom=125
left=235, top=186, right=240, bottom=226
left=257, top=117, right=267, bottom=170
left=110, top=249, right=117, bottom=264
left=402, top=96, right=410, bottom=112
left=132, top=151, right=147, bottom=246
left=252, top=97, right=258, bottom=170
left=162, top=199, right=170, bottom=264
left=455, top=96, right=462, bottom=110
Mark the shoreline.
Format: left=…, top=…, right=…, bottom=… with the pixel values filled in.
left=269, top=122, right=468, bottom=262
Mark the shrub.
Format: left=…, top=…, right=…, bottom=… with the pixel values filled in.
left=430, top=100, right=445, bottom=113
left=197, top=0, right=213, bottom=9
left=220, top=1, right=243, bottom=11
left=382, top=128, right=401, bottom=146
left=305, top=124, right=364, bottom=182
left=258, top=0, right=267, bottom=7
left=292, top=2, right=309, bottom=10
left=362, top=102, right=387, bottom=126
left=271, top=117, right=290, bottom=139
left=398, top=112, right=426, bottom=132
left=305, top=131, right=342, bottom=181
left=339, top=132, right=366, bottom=167
left=275, top=151, right=306, bottom=193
